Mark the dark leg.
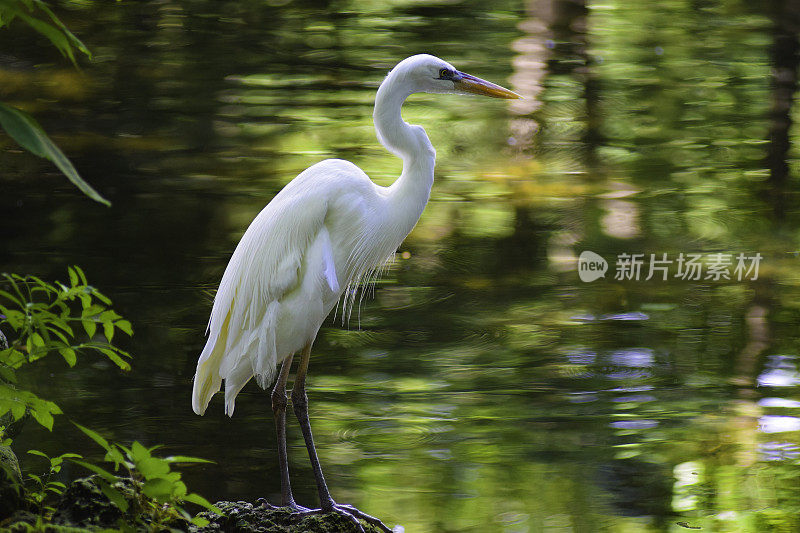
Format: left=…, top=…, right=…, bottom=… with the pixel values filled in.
left=271, top=353, right=298, bottom=508
left=291, top=343, right=335, bottom=509
left=291, top=344, right=393, bottom=533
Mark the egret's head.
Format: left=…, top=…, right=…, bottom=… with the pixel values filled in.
left=390, top=54, right=520, bottom=99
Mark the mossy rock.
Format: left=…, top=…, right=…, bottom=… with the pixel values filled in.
left=195, top=501, right=389, bottom=533
left=51, top=475, right=140, bottom=528
left=0, top=445, right=24, bottom=520
left=3, top=475, right=141, bottom=531
left=2, top=474, right=392, bottom=532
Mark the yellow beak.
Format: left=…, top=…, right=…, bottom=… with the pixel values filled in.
left=454, top=72, right=521, bottom=99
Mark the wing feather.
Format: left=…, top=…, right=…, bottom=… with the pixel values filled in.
left=192, top=185, right=327, bottom=415
left=192, top=158, right=375, bottom=416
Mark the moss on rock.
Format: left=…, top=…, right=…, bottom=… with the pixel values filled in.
left=0, top=445, right=24, bottom=520
left=195, top=501, right=387, bottom=533
left=2, top=475, right=390, bottom=533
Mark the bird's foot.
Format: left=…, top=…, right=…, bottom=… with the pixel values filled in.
left=296, top=501, right=394, bottom=533
left=333, top=503, right=395, bottom=533
left=287, top=502, right=312, bottom=513
left=256, top=497, right=311, bottom=513
left=255, top=497, right=277, bottom=510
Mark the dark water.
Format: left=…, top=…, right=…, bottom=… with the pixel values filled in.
left=3, top=1, right=800, bottom=531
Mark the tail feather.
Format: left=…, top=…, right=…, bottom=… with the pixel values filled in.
left=191, top=310, right=231, bottom=415
left=224, top=357, right=254, bottom=416
left=193, top=281, right=283, bottom=416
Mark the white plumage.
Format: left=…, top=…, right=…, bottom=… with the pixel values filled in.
left=190, top=54, right=518, bottom=524
left=191, top=54, right=519, bottom=418
left=192, top=158, right=409, bottom=415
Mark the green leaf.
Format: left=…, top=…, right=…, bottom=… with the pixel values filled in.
left=0, top=290, right=23, bottom=308
left=130, top=441, right=150, bottom=460
left=46, top=326, right=71, bottom=344
left=0, top=349, right=26, bottom=368
left=103, top=321, right=114, bottom=342
left=0, top=103, right=110, bottom=206
left=72, top=266, right=87, bottom=285
left=183, top=493, right=221, bottom=513
left=82, top=319, right=97, bottom=338
left=11, top=401, right=26, bottom=421
left=31, top=332, right=45, bottom=348
left=115, top=320, right=133, bottom=336
left=71, top=459, right=118, bottom=483
left=81, top=304, right=104, bottom=319
left=96, top=478, right=129, bottom=512
left=104, top=447, right=125, bottom=467
left=0, top=310, right=19, bottom=330
left=58, top=347, right=76, bottom=367
left=98, top=348, right=131, bottom=371
left=73, top=422, right=111, bottom=452
left=164, top=455, right=214, bottom=464
left=137, top=457, right=169, bottom=479
left=0, top=365, right=17, bottom=383
left=49, top=318, right=74, bottom=336
left=68, top=267, right=78, bottom=288
left=93, top=290, right=112, bottom=306
left=14, top=10, right=76, bottom=63
left=32, top=0, right=92, bottom=60
left=173, top=480, right=187, bottom=498
left=142, top=477, right=174, bottom=502
left=27, top=449, right=49, bottom=459
left=29, top=405, right=55, bottom=430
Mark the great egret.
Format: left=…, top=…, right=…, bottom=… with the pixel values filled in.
left=192, top=54, right=519, bottom=531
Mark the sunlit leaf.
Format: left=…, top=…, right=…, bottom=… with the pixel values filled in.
left=82, top=319, right=96, bottom=338
left=137, top=457, right=169, bottom=479
left=71, top=459, right=118, bottom=483
left=58, top=347, right=76, bottom=367
left=11, top=401, right=26, bottom=421
left=27, top=449, right=49, bottom=459
left=184, top=493, right=222, bottom=513
left=142, top=477, right=174, bottom=502
left=115, top=320, right=133, bottom=336
left=68, top=267, right=78, bottom=288
left=98, top=348, right=131, bottom=371
left=164, top=456, right=214, bottom=464
left=29, top=405, right=54, bottom=430
left=74, top=422, right=112, bottom=452
left=103, top=322, right=114, bottom=343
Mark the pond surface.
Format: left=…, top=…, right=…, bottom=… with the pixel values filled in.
left=3, top=1, right=800, bottom=531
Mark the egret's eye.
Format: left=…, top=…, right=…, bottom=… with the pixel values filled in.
left=438, top=68, right=452, bottom=79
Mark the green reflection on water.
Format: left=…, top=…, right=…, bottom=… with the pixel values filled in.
left=3, top=0, right=800, bottom=531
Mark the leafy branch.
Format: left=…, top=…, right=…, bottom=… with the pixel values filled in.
left=25, top=449, right=82, bottom=521
left=0, top=0, right=109, bottom=205
left=72, top=423, right=221, bottom=527
left=0, top=267, right=132, bottom=434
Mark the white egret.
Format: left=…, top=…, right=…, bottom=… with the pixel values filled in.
left=192, top=54, right=519, bottom=531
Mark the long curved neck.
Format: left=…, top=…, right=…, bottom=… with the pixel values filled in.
left=373, top=73, right=435, bottom=215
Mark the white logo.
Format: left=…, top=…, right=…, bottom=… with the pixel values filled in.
left=578, top=251, right=608, bottom=282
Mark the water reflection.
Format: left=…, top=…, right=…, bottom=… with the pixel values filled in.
left=2, top=0, right=800, bottom=532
